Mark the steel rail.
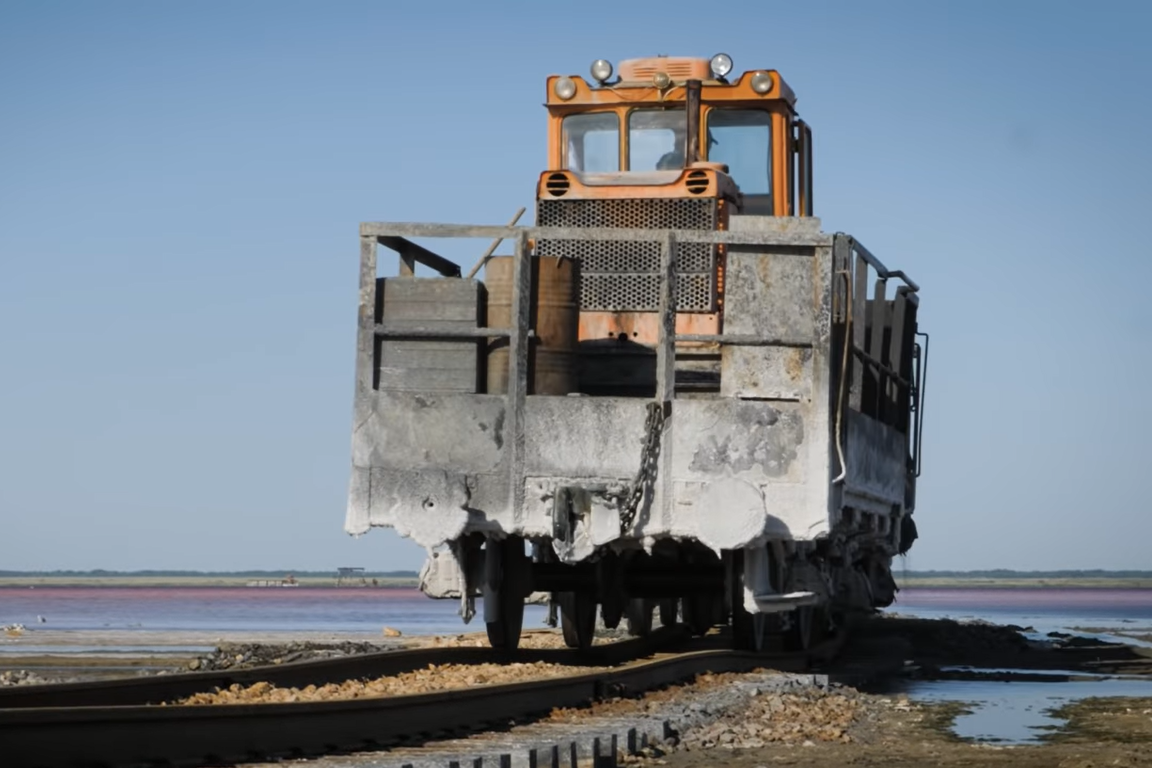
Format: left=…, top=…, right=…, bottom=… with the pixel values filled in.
left=0, top=630, right=685, bottom=710
left=0, top=632, right=842, bottom=768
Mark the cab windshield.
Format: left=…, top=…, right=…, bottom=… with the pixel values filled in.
left=562, top=113, right=619, bottom=173
left=628, top=109, right=686, bottom=171
left=706, top=109, right=772, bottom=195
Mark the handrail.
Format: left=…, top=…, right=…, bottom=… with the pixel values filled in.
left=377, top=235, right=461, bottom=277
left=843, top=235, right=919, bottom=293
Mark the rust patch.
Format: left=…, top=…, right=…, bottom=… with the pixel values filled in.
left=786, top=348, right=805, bottom=381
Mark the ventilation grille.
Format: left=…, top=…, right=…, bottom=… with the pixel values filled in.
left=685, top=171, right=708, bottom=194
left=544, top=172, right=570, bottom=197
left=537, top=198, right=718, bottom=312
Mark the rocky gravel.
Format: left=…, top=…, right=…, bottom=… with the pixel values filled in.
left=547, top=669, right=879, bottom=754
left=173, top=660, right=611, bottom=706
left=185, top=641, right=389, bottom=672
left=0, top=669, right=54, bottom=686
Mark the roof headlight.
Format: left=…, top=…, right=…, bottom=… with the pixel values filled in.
left=750, top=71, right=773, bottom=94
left=590, top=59, right=613, bottom=83
left=709, top=53, right=733, bottom=79
left=554, top=76, right=577, bottom=100
left=652, top=71, right=671, bottom=90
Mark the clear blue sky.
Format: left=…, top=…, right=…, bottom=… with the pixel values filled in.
left=2, top=1, right=1149, bottom=572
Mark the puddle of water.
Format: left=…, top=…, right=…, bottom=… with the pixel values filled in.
left=939, top=665, right=1150, bottom=681
left=892, top=676, right=1152, bottom=744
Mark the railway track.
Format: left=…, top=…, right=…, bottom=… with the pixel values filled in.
left=1, top=628, right=848, bottom=768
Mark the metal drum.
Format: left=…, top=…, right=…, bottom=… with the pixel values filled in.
left=485, top=256, right=578, bottom=395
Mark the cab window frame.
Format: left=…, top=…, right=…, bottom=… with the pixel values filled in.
left=704, top=106, right=774, bottom=208
left=561, top=111, right=622, bottom=173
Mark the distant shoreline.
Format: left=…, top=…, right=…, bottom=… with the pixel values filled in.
left=895, top=577, right=1152, bottom=589
left=0, top=574, right=420, bottom=588
left=1, top=571, right=1150, bottom=590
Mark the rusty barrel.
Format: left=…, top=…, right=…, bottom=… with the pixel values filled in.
left=485, top=256, right=578, bottom=395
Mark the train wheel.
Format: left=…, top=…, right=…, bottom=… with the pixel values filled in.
left=681, top=593, right=715, bottom=636
left=625, top=598, right=653, bottom=637
left=783, top=606, right=816, bottom=652
left=559, top=592, right=597, bottom=650
left=484, top=537, right=526, bottom=650
left=598, top=556, right=625, bottom=630
left=658, top=598, right=678, bottom=628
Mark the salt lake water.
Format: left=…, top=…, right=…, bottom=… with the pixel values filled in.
left=882, top=587, right=1152, bottom=743
left=2, top=585, right=1151, bottom=645
left=0, top=586, right=549, bottom=643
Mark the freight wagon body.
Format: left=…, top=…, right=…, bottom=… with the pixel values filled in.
left=345, top=55, right=927, bottom=651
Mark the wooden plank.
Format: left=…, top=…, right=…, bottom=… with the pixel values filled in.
left=375, top=367, right=480, bottom=393
left=377, top=278, right=482, bottom=393
left=868, top=279, right=888, bottom=424
left=377, top=235, right=461, bottom=277
left=888, top=291, right=908, bottom=426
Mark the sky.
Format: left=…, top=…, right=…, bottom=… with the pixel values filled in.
left=2, top=1, right=1150, bottom=573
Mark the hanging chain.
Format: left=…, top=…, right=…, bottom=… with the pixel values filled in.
left=619, top=401, right=666, bottom=534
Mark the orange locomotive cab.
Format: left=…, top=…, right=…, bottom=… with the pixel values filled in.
left=536, top=55, right=813, bottom=396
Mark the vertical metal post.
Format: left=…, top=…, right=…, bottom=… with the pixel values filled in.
left=506, top=231, right=531, bottom=524
left=656, top=231, right=676, bottom=529
left=655, top=232, right=677, bottom=403
left=357, top=235, right=378, bottom=397
left=849, top=250, right=868, bottom=411
left=685, top=81, right=701, bottom=165
left=889, top=290, right=908, bottom=424
left=868, top=279, right=888, bottom=423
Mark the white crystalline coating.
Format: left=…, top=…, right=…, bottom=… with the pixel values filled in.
left=388, top=501, right=469, bottom=551
left=693, top=478, right=768, bottom=551
left=351, top=469, right=472, bottom=550
left=344, top=466, right=371, bottom=536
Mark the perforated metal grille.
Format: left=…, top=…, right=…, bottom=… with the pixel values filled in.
left=536, top=198, right=719, bottom=312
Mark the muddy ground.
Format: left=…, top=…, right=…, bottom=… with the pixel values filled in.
left=657, top=694, right=1152, bottom=767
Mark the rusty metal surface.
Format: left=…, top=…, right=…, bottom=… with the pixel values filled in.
left=536, top=198, right=717, bottom=312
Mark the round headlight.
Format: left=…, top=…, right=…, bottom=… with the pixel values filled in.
left=710, top=53, right=733, bottom=78
left=590, top=59, right=613, bottom=83
left=652, top=71, right=671, bottom=90
left=554, top=76, right=577, bottom=100
left=750, top=71, right=773, bottom=94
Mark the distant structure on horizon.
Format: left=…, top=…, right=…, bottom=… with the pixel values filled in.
left=335, top=567, right=369, bottom=587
